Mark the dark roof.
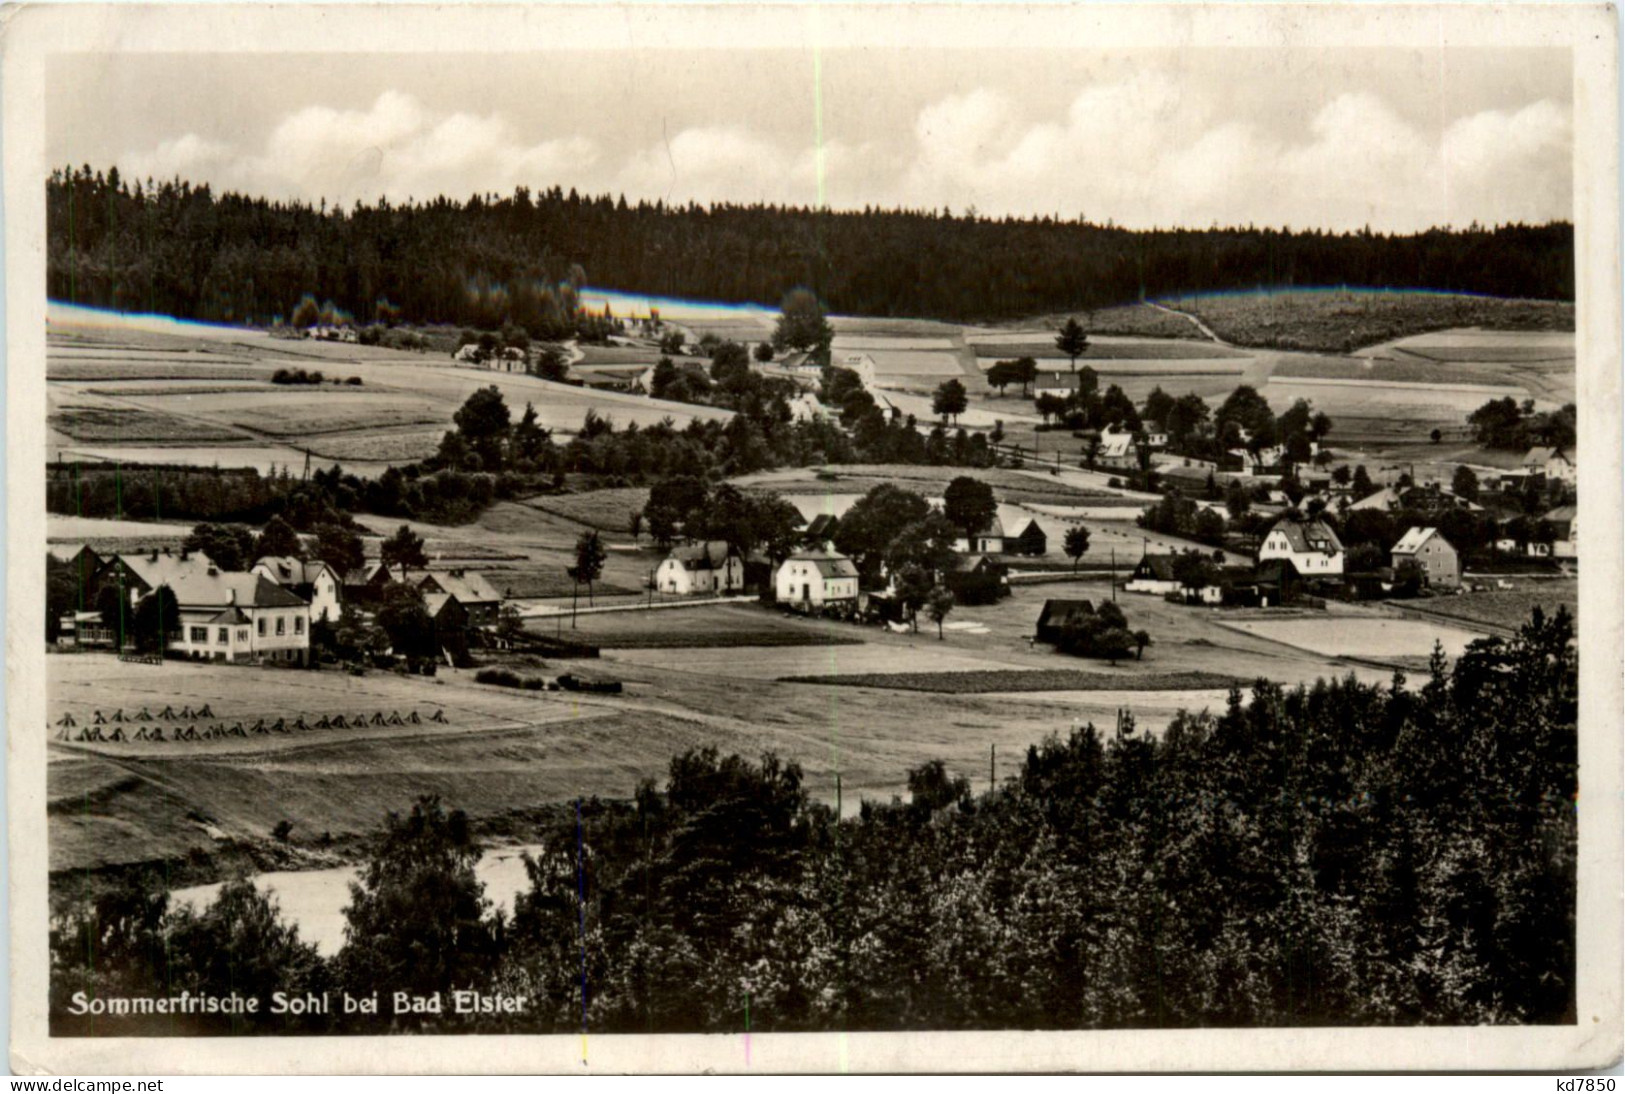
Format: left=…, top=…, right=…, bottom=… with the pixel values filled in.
left=1268, top=518, right=1344, bottom=556
left=1134, top=554, right=1179, bottom=581
left=664, top=541, right=738, bottom=570
left=805, top=514, right=839, bottom=538
left=1037, top=599, right=1095, bottom=629
left=1254, top=558, right=1302, bottom=585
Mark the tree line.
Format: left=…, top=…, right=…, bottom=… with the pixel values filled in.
left=48, top=166, right=1572, bottom=328
left=50, top=607, right=1576, bottom=1034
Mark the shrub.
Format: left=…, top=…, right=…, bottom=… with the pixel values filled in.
left=474, top=667, right=522, bottom=688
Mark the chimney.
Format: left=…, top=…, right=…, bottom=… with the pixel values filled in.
left=208, top=565, right=219, bottom=577
left=150, top=549, right=159, bottom=562
left=180, top=547, right=190, bottom=561
left=228, top=587, right=236, bottom=605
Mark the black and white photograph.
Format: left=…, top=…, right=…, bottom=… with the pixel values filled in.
left=6, top=2, right=1620, bottom=1075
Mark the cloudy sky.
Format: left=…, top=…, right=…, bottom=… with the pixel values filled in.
left=49, top=47, right=1571, bottom=233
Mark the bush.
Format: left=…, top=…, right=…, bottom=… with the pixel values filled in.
left=474, top=667, right=522, bottom=688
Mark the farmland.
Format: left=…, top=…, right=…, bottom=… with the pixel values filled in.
left=778, top=669, right=1245, bottom=692
left=1389, top=584, right=1579, bottom=635
left=970, top=339, right=1246, bottom=361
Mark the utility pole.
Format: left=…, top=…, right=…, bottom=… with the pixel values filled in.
left=1111, top=547, right=1117, bottom=602
left=990, top=743, right=996, bottom=793
left=836, top=772, right=842, bottom=819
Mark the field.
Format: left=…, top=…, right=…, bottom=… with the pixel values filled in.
left=1390, top=585, right=1578, bottom=634
left=778, top=669, right=1244, bottom=692
left=1221, top=614, right=1486, bottom=664
left=970, top=339, right=1246, bottom=361
left=1271, top=357, right=1524, bottom=386
left=554, top=604, right=868, bottom=649
left=1170, top=290, right=1573, bottom=354
left=517, top=487, right=652, bottom=531
left=979, top=303, right=1207, bottom=341
left=45, top=308, right=733, bottom=471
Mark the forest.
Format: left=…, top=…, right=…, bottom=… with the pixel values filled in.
left=51, top=607, right=1576, bottom=1035
left=47, top=166, right=1573, bottom=328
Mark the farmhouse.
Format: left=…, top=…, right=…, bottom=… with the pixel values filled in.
left=251, top=556, right=343, bottom=622
left=344, top=562, right=404, bottom=608
left=422, top=591, right=471, bottom=660
left=945, top=554, right=1010, bottom=605
left=1252, top=558, right=1303, bottom=607
left=416, top=570, right=503, bottom=627
left=55, top=610, right=115, bottom=650
left=1035, top=598, right=1095, bottom=643
left=954, top=515, right=1006, bottom=555
left=775, top=550, right=860, bottom=609
left=1124, top=554, right=1182, bottom=596
left=788, top=392, right=829, bottom=423
left=1005, top=517, right=1047, bottom=557
left=1524, top=446, right=1577, bottom=484
left=92, top=548, right=216, bottom=606
left=1258, top=517, right=1345, bottom=576
left=656, top=542, right=745, bottom=596
left=1096, top=429, right=1136, bottom=467
left=1390, top=527, right=1461, bottom=589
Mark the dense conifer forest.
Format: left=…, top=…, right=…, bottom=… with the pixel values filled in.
left=48, top=167, right=1573, bottom=327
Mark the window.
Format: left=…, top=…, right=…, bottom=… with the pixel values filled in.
left=258, top=617, right=266, bottom=636
left=217, top=627, right=229, bottom=644
left=189, top=626, right=207, bottom=643
left=276, top=616, right=286, bottom=636
left=295, top=616, right=305, bottom=635
left=238, top=628, right=249, bottom=643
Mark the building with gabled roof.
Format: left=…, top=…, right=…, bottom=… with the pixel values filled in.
left=1125, top=553, right=1182, bottom=595
left=416, top=569, right=503, bottom=625
left=1258, top=516, right=1345, bottom=576
left=775, top=550, right=859, bottom=610
left=953, top=514, right=1006, bottom=555
left=1390, top=527, right=1460, bottom=589
left=1543, top=505, right=1578, bottom=559
left=1006, top=517, right=1047, bottom=557
left=656, top=541, right=745, bottom=596
left=1035, top=598, right=1095, bottom=643
left=251, top=556, right=343, bottom=622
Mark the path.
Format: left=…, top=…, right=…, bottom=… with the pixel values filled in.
left=514, top=595, right=742, bottom=620
left=1146, top=301, right=1226, bottom=345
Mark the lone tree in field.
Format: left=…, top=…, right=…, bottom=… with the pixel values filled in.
left=933, top=378, right=969, bottom=425
left=943, top=476, right=998, bottom=540
left=1055, top=317, right=1089, bottom=374
left=771, top=288, right=834, bottom=359
left=573, top=530, right=607, bottom=607
left=381, top=524, right=429, bottom=577
left=1064, top=525, right=1092, bottom=571
left=926, top=584, right=956, bottom=640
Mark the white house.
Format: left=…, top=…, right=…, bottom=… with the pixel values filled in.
left=1390, top=527, right=1461, bottom=589
left=109, top=553, right=312, bottom=664
left=953, top=515, right=1006, bottom=555
left=775, top=550, right=860, bottom=609
left=838, top=353, right=878, bottom=387
left=251, top=556, right=343, bottom=622
left=1525, top=446, right=1577, bottom=484
left=1258, top=517, right=1345, bottom=575
left=1124, top=553, right=1182, bottom=596
left=1544, top=506, right=1578, bottom=559
left=656, top=542, right=745, bottom=596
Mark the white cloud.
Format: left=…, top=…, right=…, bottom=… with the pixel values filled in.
left=118, top=91, right=600, bottom=205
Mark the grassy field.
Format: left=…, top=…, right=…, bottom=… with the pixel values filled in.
left=48, top=404, right=242, bottom=443
left=1272, top=357, right=1525, bottom=386
left=971, top=340, right=1245, bottom=361
left=739, top=464, right=1116, bottom=505
left=301, top=430, right=446, bottom=462
left=992, top=304, right=1208, bottom=341
left=519, top=487, right=652, bottom=532
left=1171, top=290, right=1574, bottom=354
left=545, top=603, right=867, bottom=649
left=779, top=669, right=1245, bottom=692
left=1390, top=586, right=1577, bottom=634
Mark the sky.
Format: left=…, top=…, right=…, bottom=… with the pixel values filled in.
left=49, top=47, right=1572, bottom=233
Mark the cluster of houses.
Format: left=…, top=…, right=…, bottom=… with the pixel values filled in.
left=48, top=543, right=507, bottom=665
left=649, top=505, right=1051, bottom=614
left=1124, top=513, right=1479, bottom=608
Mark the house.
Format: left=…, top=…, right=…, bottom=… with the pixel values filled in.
left=47, top=543, right=105, bottom=592
left=1034, top=371, right=1084, bottom=394
left=1006, top=518, right=1048, bottom=557
left=954, top=515, right=1006, bottom=555
left=1096, top=429, right=1136, bottom=466
left=343, top=562, right=403, bottom=609
left=656, top=542, right=745, bottom=596
left=1035, top=598, right=1095, bottom=643
left=1390, top=527, right=1461, bottom=589
left=837, top=353, right=878, bottom=386
left=422, top=592, right=470, bottom=660
left=251, top=556, right=343, bottom=622
left=1543, top=505, right=1579, bottom=559
left=1348, top=487, right=1399, bottom=512
left=1525, top=446, right=1577, bottom=484
left=945, top=554, right=1010, bottom=605
left=95, top=552, right=312, bottom=664
left=1124, top=554, right=1182, bottom=596
left=775, top=550, right=860, bottom=609
left=416, top=569, right=503, bottom=627
left=1258, top=517, right=1345, bottom=576
left=803, top=514, right=840, bottom=550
